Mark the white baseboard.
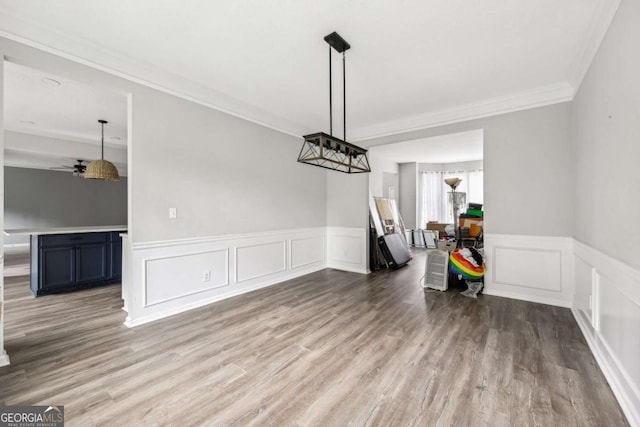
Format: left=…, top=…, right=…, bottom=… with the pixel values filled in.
left=482, top=288, right=572, bottom=308
left=0, top=350, right=10, bottom=367
left=572, top=241, right=640, bottom=427
left=125, top=263, right=325, bottom=328
left=479, top=234, right=639, bottom=425
left=483, top=234, right=574, bottom=307
left=326, top=264, right=370, bottom=275
left=573, top=307, right=640, bottom=427
left=122, top=226, right=371, bottom=327
left=124, top=228, right=328, bottom=327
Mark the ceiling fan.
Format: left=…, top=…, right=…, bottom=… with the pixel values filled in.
left=50, top=159, right=87, bottom=177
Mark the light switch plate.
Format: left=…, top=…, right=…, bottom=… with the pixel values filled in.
left=169, top=208, right=177, bottom=219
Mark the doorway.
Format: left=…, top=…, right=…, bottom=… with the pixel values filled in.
left=1, top=59, right=130, bottom=361
left=368, top=129, right=484, bottom=256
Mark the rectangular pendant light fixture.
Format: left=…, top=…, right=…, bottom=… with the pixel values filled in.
left=298, top=32, right=371, bottom=174
left=297, top=132, right=371, bottom=173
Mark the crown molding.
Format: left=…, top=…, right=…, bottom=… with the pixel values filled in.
left=0, top=8, right=306, bottom=139
left=0, top=4, right=618, bottom=143
left=4, top=127, right=127, bottom=150
left=4, top=126, right=128, bottom=151
left=4, top=131, right=128, bottom=166
left=350, top=83, right=575, bottom=142
left=567, top=0, right=621, bottom=93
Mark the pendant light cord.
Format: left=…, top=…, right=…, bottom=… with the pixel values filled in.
left=329, top=45, right=333, bottom=136
left=101, top=121, right=105, bottom=160
left=343, top=51, right=346, bottom=142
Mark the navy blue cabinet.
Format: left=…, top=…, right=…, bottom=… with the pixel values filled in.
left=30, top=231, right=125, bottom=296
left=40, top=246, right=75, bottom=289
left=76, top=242, right=109, bottom=284
left=108, top=232, right=122, bottom=280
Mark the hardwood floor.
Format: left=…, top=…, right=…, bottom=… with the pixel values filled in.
left=0, top=249, right=628, bottom=426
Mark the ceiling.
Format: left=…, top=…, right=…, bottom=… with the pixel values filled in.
left=3, top=61, right=128, bottom=174
left=0, top=0, right=618, bottom=141
left=369, top=130, right=483, bottom=164
left=4, top=61, right=127, bottom=145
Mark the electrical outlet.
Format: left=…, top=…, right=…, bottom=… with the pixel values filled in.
left=169, top=208, right=177, bottom=219
left=202, top=270, right=211, bottom=282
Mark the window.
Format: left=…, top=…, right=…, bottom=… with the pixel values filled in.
left=418, top=168, right=483, bottom=227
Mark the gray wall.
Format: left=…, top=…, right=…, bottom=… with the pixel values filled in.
left=0, top=37, right=328, bottom=245
left=571, top=0, right=640, bottom=270
left=382, top=172, right=399, bottom=201
left=368, top=150, right=399, bottom=198
left=365, top=103, right=572, bottom=237
left=326, top=172, right=368, bottom=228
left=4, top=166, right=127, bottom=244
left=131, top=87, right=327, bottom=242
left=399, top=163, right=418, bottom=229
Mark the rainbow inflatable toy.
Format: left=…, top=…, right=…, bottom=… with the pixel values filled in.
left=449, top=247, right=485, bottom=280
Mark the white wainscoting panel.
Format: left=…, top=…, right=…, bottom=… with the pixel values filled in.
left=483, top=234, right=574, bottom=307
left=124, top=228, right=326, bottom=327
left=236, top=241, right=285, bottom=283
left=145, top=249, right=229, bottom=306
left=572, top=240, right=640, bottom=427
left=326, top=227, right=369, bottom=274
left=573, top=255, right=593, bottom=324
left=290, top=236, right=325, bottom=269
left=494, top=247, right=562, bottom=292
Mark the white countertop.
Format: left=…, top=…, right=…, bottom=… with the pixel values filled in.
left=4, top=225, right=128, bottom=236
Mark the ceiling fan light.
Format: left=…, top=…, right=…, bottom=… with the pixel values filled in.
left=84, top=159, right=120, bottom=181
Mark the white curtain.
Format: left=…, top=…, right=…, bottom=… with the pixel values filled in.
left=444, top=170, right=484, bottom=208
left=419, top=168, right=484, bottom=226
left=418, top=171, right=447, bottom=227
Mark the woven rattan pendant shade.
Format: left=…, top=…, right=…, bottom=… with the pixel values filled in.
left=85, top=119, right=120, bottom=181
left=85, top=159, right=120, bottom=181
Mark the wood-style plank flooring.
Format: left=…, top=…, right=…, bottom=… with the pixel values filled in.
left=0, top=249, right=628, bottom=426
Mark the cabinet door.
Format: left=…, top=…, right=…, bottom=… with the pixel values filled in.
left=40, top=246, right=75, bottom=290
left=109, top=240, right=122, bottom=280
left=75, top=242, right=108, bottom=284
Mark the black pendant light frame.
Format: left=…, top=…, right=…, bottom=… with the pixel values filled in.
left=298, top=31, right=371, bottom=174
left=98, top=119, right=107, bottom=160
